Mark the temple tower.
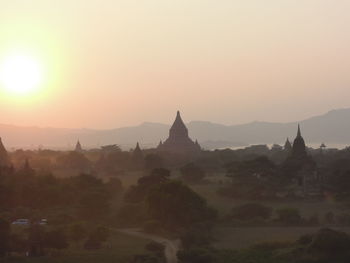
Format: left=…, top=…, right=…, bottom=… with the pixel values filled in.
left=158, top=111, right=201, bottom=153
left=291, top=124, right=307, bottom=158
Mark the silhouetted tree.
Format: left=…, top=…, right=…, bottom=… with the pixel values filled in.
left=0, top=219, right=10, bottom=257
left=180, top=163, right=205, bottom=184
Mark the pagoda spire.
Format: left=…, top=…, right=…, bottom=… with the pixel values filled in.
left=297, top=124, right=301, bottom=137
left=0, top=137, right=10, bottom=167
left=75, top=140, right=83, bottom=152
left=132, top=142, right=143, bottom=162
left=292, top=124, right=307, bottom=157
left=284, top=138, right=292, bottom=151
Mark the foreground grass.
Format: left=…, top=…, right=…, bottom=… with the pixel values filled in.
left=3, top=230, right=149, bottom=263
left=213, top=226, right=350, bottom=249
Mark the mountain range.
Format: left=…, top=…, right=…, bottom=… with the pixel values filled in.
left=2, top=108, right=350, bottom=150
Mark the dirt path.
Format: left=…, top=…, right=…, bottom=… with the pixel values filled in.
left=116, top=228, right=180, bottom=263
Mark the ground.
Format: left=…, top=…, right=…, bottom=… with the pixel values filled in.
left=212, top=226, right=350, bottom=249
left=117, top=171, right=350, bottom=251
left=4, top=230, right=149, bottom=263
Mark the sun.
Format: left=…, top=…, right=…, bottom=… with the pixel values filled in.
left=0, top=53, right=44, bottom=95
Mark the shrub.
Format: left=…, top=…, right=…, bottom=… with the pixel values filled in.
left=145, top=241, right=165, bottom=258
left=84, top=238, right=102, bottom=250
left=307, top=228, right=350, bottom=259
left=143, top=220, right=162, bottom=234
left=231, top=203, right=272, bottom=221
left=116, top=204, right=146, bottom=226
left=336, top=213, right=350, bottom=225
left=276, top=207, right=301, bottom=225
left=178, top=247, right=216, bottom=263
left=324, top=211, right=335, bottom=224
left=180, top=163, right=205, bottom=184
left=297, top=234, right=314, bottom=245
left=252, top=241, right=292, bottom=251
left=44, top=229, right=69, bottom=250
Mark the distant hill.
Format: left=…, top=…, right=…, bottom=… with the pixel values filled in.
left=2, top=108, right=350, bottom=150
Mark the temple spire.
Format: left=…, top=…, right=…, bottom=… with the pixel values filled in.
left=75, top=140, right=83, bottom=152
left=132, top=142, right=143, bottom=163
left=0, top=137, right=10, bottom=167
left=158, top=111, right=201, bottom=153
left=292, top=124, right=307, bottom=157
left=284, top=138, right=292, bottom=151
left=297, top=124, right=301, bottom=137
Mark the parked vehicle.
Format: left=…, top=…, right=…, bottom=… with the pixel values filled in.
left=12, top=219, right=30, bottom=225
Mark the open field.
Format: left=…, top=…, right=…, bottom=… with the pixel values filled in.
left=3, top=230, right=149, bottom=263
left=213, top=226, right=350, bottom=249
left=119, top=171, right=348, bottom=218
left=191, top=182, right=345, bottom=218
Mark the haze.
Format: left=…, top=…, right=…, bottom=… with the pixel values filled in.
left=0, top=0, right=350, bottom=129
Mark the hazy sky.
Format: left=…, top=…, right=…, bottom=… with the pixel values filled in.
left=0, top=0, right=350, bottom=129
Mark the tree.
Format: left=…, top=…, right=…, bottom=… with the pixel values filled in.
left=144, top=154, right=163, bottom=170
left=45, top=229, right=69, bottom=250
left=307, top=228, right=350, bottom=260
left=83, top=226, right=110, bottom=250
left=69, top=223, right=87, bottom=243
left=276, top=207, right=301, bottom=224
left=226, top=156, right=275, bottom=179
left=78, top=191, right=111, bottom=221
left=124, top=168, right=170, bottom=203
left=180, top=163, right=205, bottom=184
left=28, top=224, right=45, bottom=257
left=147, top=181, right=217, bottom=229
left=0, top=219, right=10, bottom=257
left=231, top=203, right=272, bottom=221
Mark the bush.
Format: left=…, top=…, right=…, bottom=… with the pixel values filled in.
left=324, top=211, right=335, bottom=224
left=84, top=238, right=102, bottom=250
left=336, top=213, right=350, bottom=225
left=180, top=223, right=213, bottom=248
left=252, top=241, right=291, bottom=251
left=178, top=247, right=216, bottom=263
left=143, top=220, right=162, bottom=234
left=230, top=203, right=272, bottom=221
left=116, top=204, right=146, bottom=226
left=145, top=241, right=165, bottom=258
left=276, top=207, right=301, bottom=225
left=68, top=223, right=87, bottom=243
left=45, top=229, right=69, bottom=250
left=180, top=163, right=205, bottom=184
left=297, top=234, right=314, bottom=245
left=307, top=228, right=350, bottom=259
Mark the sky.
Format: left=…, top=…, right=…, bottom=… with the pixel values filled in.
left=0, top=0, right=350, bottom=129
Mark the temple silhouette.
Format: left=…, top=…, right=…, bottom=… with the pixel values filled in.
left=291, top=124, right=307, bottom=158
left=157, top=111, right=201, bottom=154
left=0, top=137, right=10, bottom=167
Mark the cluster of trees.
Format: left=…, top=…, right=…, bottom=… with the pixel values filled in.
left=119, top=168, right=217, bottom=234
left=178, top=228, right=350, bottom=263
left=0, top=167, right=122, bottom=223
left=0, top=219, right=111, bottom=257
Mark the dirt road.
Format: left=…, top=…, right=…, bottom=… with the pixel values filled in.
left=116, top=228, right=180, bottom=263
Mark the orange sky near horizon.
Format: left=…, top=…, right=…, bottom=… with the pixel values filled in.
left=0, top=0, right=350, bottom=129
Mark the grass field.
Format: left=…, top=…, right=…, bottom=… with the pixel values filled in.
left=119, top=171, right=347, bottom=218
left=118, top=171, right=350, bottom=252
left=191, top=182, right=344, bottom=218
left=4, top=230, right=149, bottom=263
left=213, top=226, right=350, bottom=249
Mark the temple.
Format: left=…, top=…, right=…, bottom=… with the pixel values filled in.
left=132, top=142, right=143, bottom=160
left=0, top=137, right=10, bottom=167
left=284, top=138, right=292, bottom=152
left=75, top=140, right=83, bottom=152
left=157, top=111, right=201, bottom=154
left=291, top=124, right=307, bottom=158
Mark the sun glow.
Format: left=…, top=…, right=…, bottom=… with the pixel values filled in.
left=0, top=52, right=44, bottom=95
